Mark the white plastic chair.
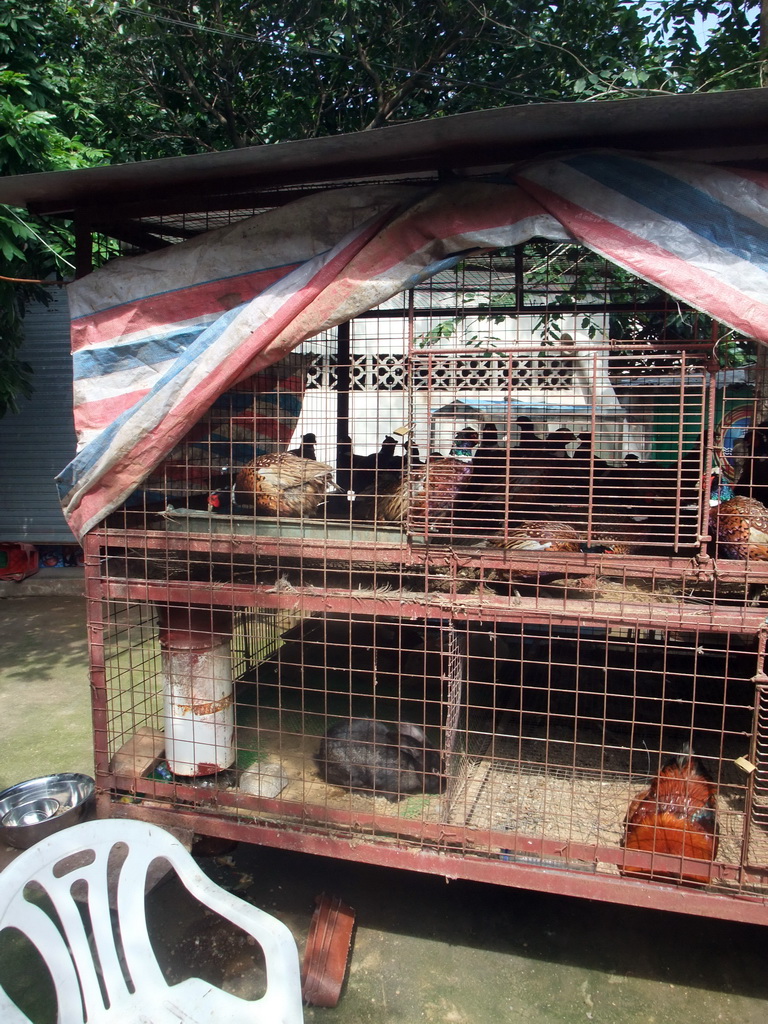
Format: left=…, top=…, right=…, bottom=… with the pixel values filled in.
left=0, top=818, right=304, bottom=1023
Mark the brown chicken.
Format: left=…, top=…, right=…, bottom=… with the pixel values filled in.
left=710, top=495, right=768, bottom=560
left=491, top=512, right=652, bottom=557
left=622, top=749, right=718, bottom=885
left=374, top=456, right=474, bottom=533
left=234, top=452, right=339, bottom=517
left=491, top=520, right=581, bottom=553
left=579, top=509, right=655, bottom=555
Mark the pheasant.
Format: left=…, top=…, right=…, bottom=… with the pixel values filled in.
left=234, top=452, right=339, bottom=517
left=710, top=495, right=768, bottom=560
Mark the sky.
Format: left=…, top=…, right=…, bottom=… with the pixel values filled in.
left=637, top=1, right=759, bottom=47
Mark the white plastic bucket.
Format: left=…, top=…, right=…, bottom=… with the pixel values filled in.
left=158, top=607, right=235, bottom=776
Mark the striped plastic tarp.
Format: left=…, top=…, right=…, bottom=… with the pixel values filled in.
left=58, top=155, right=768, bottom=538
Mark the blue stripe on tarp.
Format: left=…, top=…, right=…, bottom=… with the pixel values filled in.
left=432, top=400, right=589, bottom=416
left=401, top=250, right=476, bottom=291
left=564, top=154, right=768, bottom=274
left=184, top=439, right=256, bottom=463
left=209, top=392, right=262, bottom=414
left=72, top=326, right=207, bottom=380
left=207, top=390, right=303, bottom=418
left=56, top=302, right=248, bottom=502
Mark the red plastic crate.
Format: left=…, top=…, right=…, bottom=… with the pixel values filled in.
left=0, top=543, right=39, bottom=582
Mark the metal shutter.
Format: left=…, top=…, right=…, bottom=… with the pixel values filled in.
left=0, top=288, right=77, bottom=543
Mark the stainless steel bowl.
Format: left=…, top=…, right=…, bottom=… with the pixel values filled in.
left=2, top=796, right=60, bottom=827
left=0, top=773, right=95, bottom=849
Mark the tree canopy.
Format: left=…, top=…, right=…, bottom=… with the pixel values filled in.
left=0, top=3, right=105, bottom=415
left=75, top=0, right=764, bottom=156
left=0, top=0, right=763, bottom=413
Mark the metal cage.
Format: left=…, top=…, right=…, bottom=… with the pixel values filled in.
left=86, top=241, right=768, bottom=925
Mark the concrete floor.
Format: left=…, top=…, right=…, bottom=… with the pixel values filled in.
left=1, top=589, right=768, bottom=1023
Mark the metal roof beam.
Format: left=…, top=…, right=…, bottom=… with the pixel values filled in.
left=2, top=89, right=768, bottom=219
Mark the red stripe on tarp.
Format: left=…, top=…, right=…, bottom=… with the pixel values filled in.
left=232, top=371, right=307, bottom=394
left=73, top=389, right=152, bottom=434
left=724, top=167, right=768, bottom=191
left=70, top=264, right=299, bottom=352
left=354, top=185, right=548, bottom=281
left=520, top=178, right=768, bottom=343
left=232, top=414, right=284, bottom=440
left=265, top=186, right=550, bottom=338
left=69, top=481, right=124, bottom=538
left=74, top=357, right=312, bottom=438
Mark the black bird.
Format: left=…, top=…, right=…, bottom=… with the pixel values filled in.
left=288, top=432, right=317, bottom=461
left=471, top=424, right=509, bottom=484
left=461, top=423, right=511, bottom=531
left=349, top=435, right=399, bottom=494
left=450, top=427, right=479, bottom=457
left=734, top=420, right=768, bottom=506
left=512, top=416, right=548, bottom=459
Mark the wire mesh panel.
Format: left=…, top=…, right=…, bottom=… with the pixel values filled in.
left=86, top=239, right=768, bottom=923
left=89, top=594, right=767, bottom=901
left=402, top=341, right=710, bottom=554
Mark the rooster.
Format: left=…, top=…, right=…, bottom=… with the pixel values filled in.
left=450, top=426, right=479, bottom=458
left=622, top=747, right=718, bottom=885
left=460, top=422, right=514, bottom=529
left=709, top=495, right=768, bottom=560
left=234, top=452, right=339, bottom=517
left=470, top=423, right=508, bottom=483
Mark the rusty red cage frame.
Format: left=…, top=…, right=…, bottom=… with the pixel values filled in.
left=84, top=242, right=768, bottom=925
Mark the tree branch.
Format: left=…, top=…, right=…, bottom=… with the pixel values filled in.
left=362, top=19, right=474, bottom=129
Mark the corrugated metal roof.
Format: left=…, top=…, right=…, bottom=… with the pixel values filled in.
left=2, top=89, right=768, bottom=218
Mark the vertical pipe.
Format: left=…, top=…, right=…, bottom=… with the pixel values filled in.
left=335, top=320, right=352, bottom=493
left=74, top=215, right=93, bottom=279
left=514, top=244, right=524, bottom=312
left=700, top=348, right=720, bottom=555
left=84, top=532, right=110, bottom=787
left=755, top=344, right=768, bottom=431
left=744, top=631, right=768, bottom=869
left=584, top=349, right=599, bottom=541
left=672, top=347, right=688, bottom=552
